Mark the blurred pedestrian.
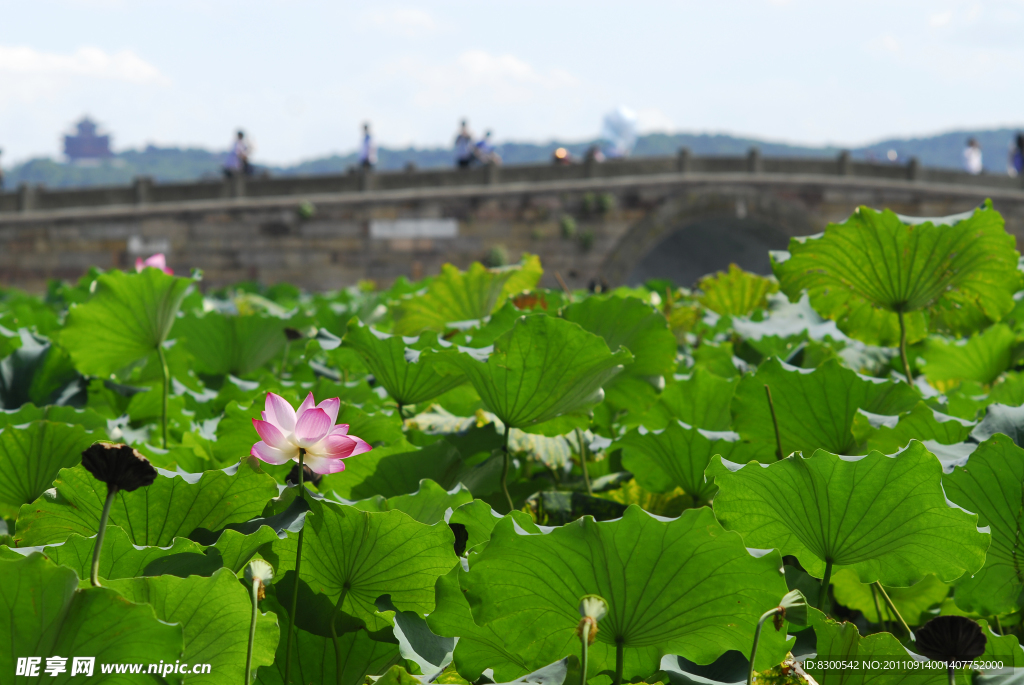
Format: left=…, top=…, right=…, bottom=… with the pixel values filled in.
left=224, top=130, right=253, bottom=178
left=552, top=147, right=572, bottom=165
left=359, top=123, right=377, bottom=169
left=1008, top=134, right=1024, bottom=178
left=584, top=144, right=605, bottom=163
left=474, top=130, right=501, bottom=165
left=454, top=119, right=474, bottom=169
left=963, top=138, right=983, bottom=175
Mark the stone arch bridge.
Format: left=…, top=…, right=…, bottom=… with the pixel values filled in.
left=2, top=149, right=1024, bottom=292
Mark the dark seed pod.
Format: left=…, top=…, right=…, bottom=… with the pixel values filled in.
left=915, top=616, right=986, bottom=665
left=81, top=442, right=158, bottom=492
left=286, top=463, right=322, bottom=488
left=284, top=328, right=303, bottom=341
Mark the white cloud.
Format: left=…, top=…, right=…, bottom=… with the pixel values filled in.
left=929, top=10, right=953, bottom=27
left=636, top=108, right=675, bottom=133
left=0, top=45, right=165, bottom=84
left=455, top=51, right=577, bottom=89
left=366, top=8, right=438, bottom=36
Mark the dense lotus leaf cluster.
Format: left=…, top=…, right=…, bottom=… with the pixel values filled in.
left=3, top=203, right=1024, bottom=684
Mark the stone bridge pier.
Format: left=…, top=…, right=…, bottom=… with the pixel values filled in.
left=2, top=152, right=1024, bottom=292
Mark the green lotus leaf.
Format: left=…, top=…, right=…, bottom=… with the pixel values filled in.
left=461, top=506, right=791, bottom=681
left=0, top=553, right=183, bottom=681
left=392, top=255, right=543, bottom=335
left=0, top=403, right=108, bottom=430
left=988, top=371, right=1024, bottom=406
left=446, top=500, right=542, bottom=554
left=562, top=296, right=675, bottom=377
left=919, top=323, right=1020, bottom=391
left=60, top=267, right=193, bottom=376
left=172, top=310, right=289, bottom=376
left=343, top=319, right=466, bottom=407
left=323, top=439, right=465, bottom=501
left=267, top=499, right=457, bottom=633
left=15, top=457, right=278, bottom=547
left=642, top=367, right=737, bottom=431
left=732, top=357, right=920, bottom=456
left=14, top=525, right=206, bottom=580
left=427, top=567, right=532, bottom=681
left=107, top=568, right=279, bottom=684
left=806, top=608, right=1021, bottom=684
left=0, top=420, right=98, bottom=518
left=804, top=607, right=938, bottom=685
left=614, top=421, right=765, bottom=500
left=348, top=479, right=473, bottom=525
left=696, top=263, right=779, bottom=316
left=0, top=329, right=85, bottom=410
left=971, top=403, right=1024, bottom=447
left=430, top=314, right=632, bottom=434
left=254, top=625, right=399, bottom=685
left=851, top=402, right=974, bottom=455
left=707, top=442, right=989, bottom=586
left=830, top=570, right=949, bottom=625
left=943, top=434, right=1024, bottom=615
left=773, top=202, right=1021, bottom=346
left=209, top=526, right=281, bottom=573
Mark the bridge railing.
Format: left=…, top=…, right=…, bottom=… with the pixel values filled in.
left=1, top=149, right=1021, bottom=215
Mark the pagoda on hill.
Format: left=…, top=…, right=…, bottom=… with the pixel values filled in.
left=64, top=117, right=113, bottom=162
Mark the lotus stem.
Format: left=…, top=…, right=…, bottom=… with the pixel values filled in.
left=613, top=638, right=624, bottom=685
left=874, top=582, right=913, bottom=640
left=501, top=423, right=514, bottom=513
left=994, top=615, right=1004, bottom=636
left=245, top=577, right=260, bottom=684
left=897, top=310, right=913, bottom=385
left=90, top=484, right=118, bottom=587
left=397, top=402, right=404, bottom=420
left=576, top=428, right=593, bottom=496
left=329, top=585, right=350, bottom=685
left=947, top=665, right=955, bottom=685
left=818, top=560, right=833, bottom=615
left=870, top=583, right=888, bottom=632
left=157, top=344, right=170, bottom=449
left=278, top=340, right=291, bottom=380
left=764, top=385, right=783, bottom=461
left=283, top=449, right=307, bottom=685
left=747, top=608, right=778, bottom=685
left=579, top=622, right=591, bottom=685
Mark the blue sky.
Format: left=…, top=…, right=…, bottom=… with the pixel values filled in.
left=1, top=0, right=1022, bottom=164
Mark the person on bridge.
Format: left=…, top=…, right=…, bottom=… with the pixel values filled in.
left=963, top=138, right=983, bottom=175
left=224, top=130, right=253, bottom=178
left=474, top=130, right=501, bottom=165
left=454, top=120, right=475, bottom=169
left=1008, top=134, right=1024, bottom=178
left=359, top=123, right=377, bottom=170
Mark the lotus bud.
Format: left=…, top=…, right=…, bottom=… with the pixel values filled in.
left=245, top=560, right=274, bottom=601
left=576, top=594, right=608, bottom=645
left=915, top=616, right=986, bottom=667
left=772, top=589, right=808, bottom=631
left=81, top=442, right=158, bottom=493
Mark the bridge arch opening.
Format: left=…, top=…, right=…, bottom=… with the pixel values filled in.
left=600, top=190, right=820, bottom=288
left=626, top=216, right=791, bottom=287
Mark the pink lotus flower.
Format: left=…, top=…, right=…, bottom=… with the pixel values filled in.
left=251, top=392, right=372, bottom=474
left=135, top=253, right=173, bottom=275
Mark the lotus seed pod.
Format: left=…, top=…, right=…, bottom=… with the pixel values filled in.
left=81, top=442, right=158, bottom=492
left=915, top=616, right=986, bottom=666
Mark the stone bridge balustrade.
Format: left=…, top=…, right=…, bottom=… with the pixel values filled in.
left=1, top=149, right=1023, bottom=292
